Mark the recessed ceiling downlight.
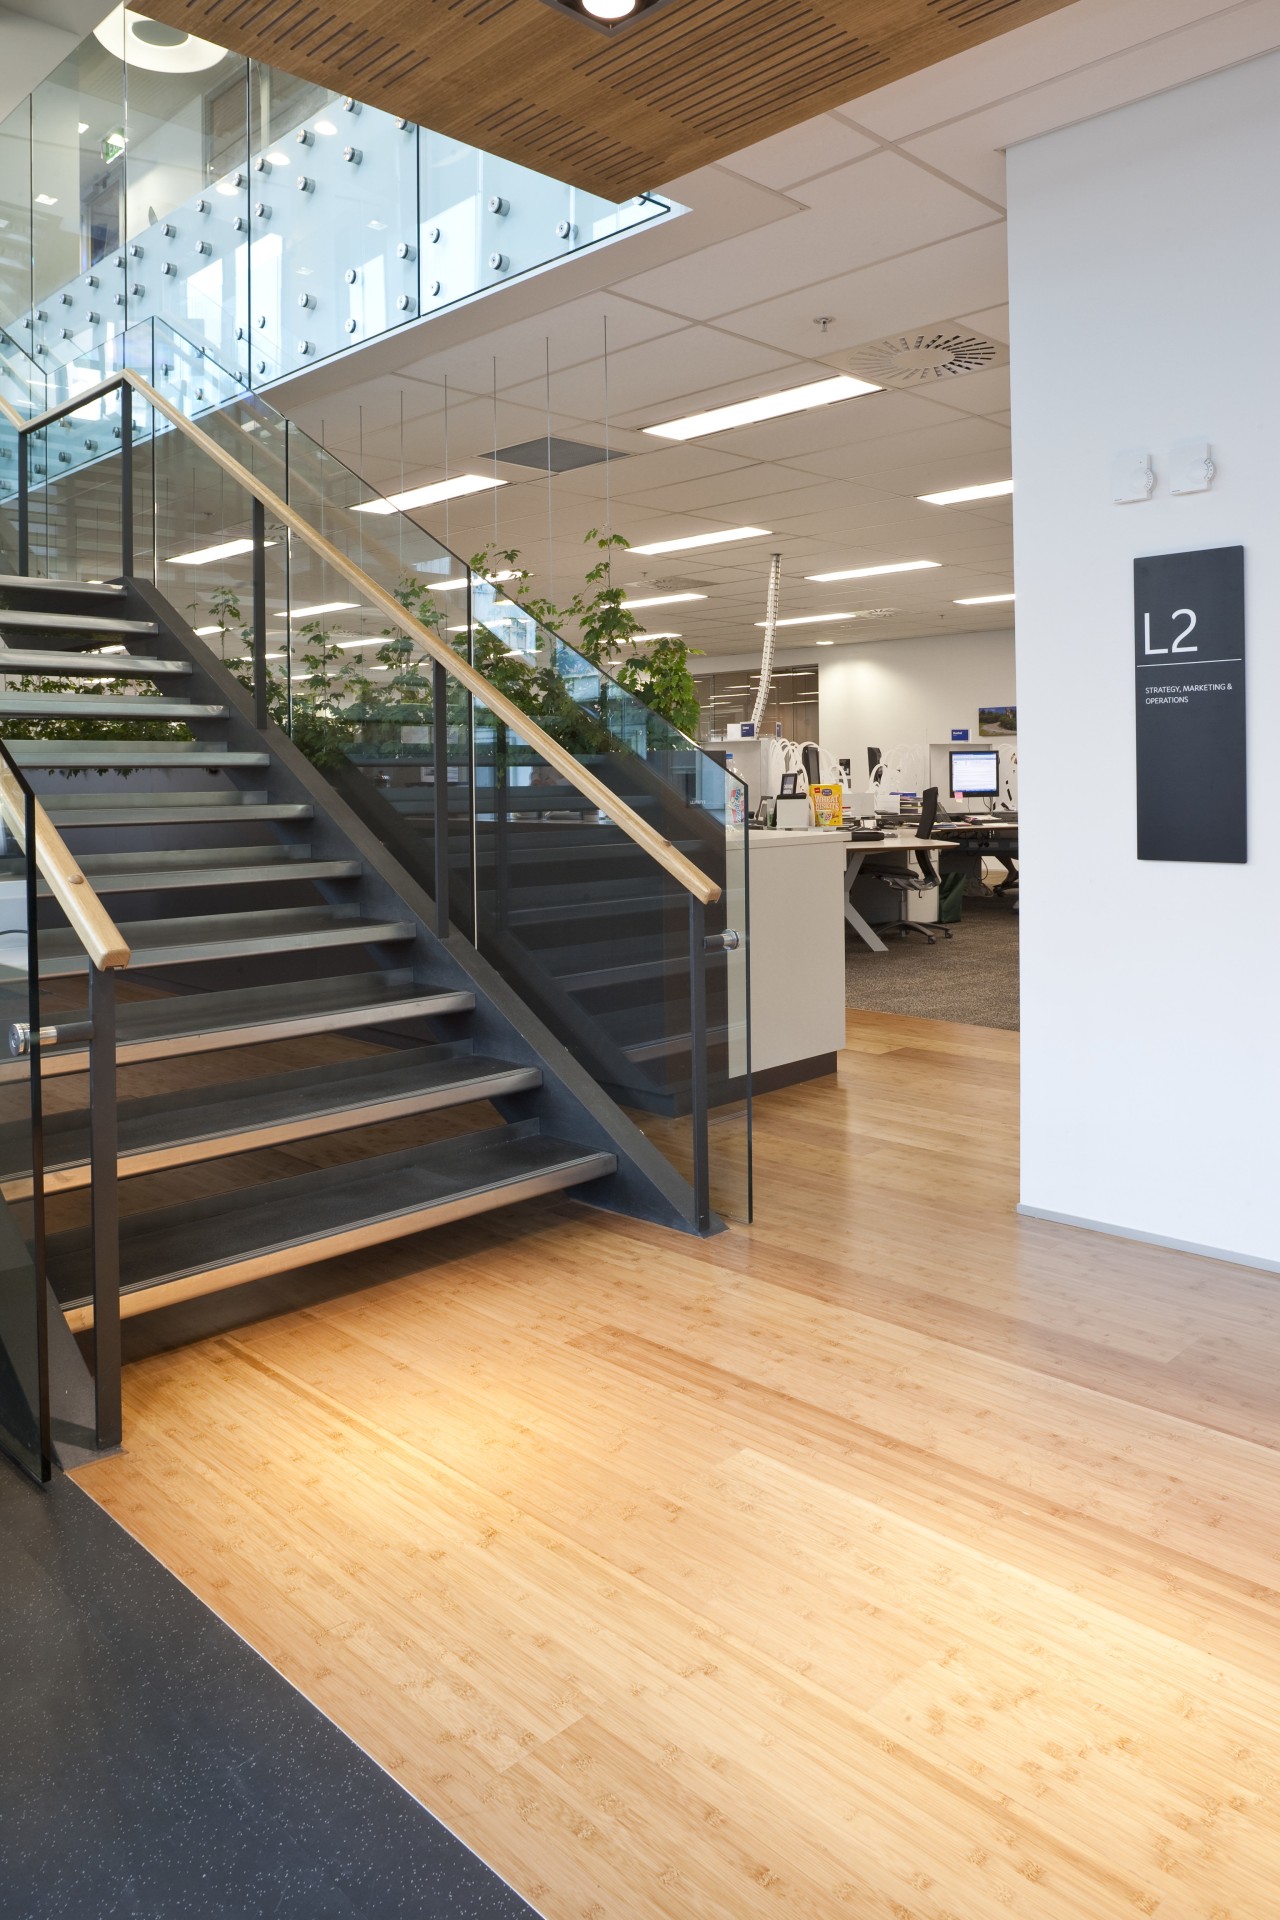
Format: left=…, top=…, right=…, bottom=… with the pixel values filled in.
left=536, top=0, right=674, bottom=28
left=94, top=5, right=228, bottom=72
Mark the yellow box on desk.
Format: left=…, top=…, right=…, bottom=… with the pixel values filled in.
left=809, top=783, right=843, bottom=829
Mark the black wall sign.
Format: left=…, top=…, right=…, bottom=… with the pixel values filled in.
left=1133, top=545, right=1246, bottom=863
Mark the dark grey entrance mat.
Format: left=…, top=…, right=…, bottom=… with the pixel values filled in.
left=0, top=1457, right=538, bottom=1920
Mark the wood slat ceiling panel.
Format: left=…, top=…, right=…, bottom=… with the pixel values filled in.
left=141, top=0, right=1076, bottom=197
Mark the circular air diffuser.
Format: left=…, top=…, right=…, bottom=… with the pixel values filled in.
left=833, top=326, right=1008, bottom=390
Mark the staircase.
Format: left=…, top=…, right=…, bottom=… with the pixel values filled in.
left=0, top=326, right=748, bottom=1484
left=0, top=573, right=703, bottom=1352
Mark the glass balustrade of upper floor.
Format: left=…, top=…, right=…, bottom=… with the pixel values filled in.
left=0, top=5, right=674, bottom=406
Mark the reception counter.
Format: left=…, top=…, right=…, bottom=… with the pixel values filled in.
left=748, top=827, right=848, bottom=1088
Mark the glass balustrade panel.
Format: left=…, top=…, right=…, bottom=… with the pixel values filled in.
left=123, top=35, right=248, bottom=381
left=0, top=757, right=49, bottom=1482
left=0, top=101, right=32, bottom=343
left=31, top=38, right=128, bottom=381
left=253, top=73, right=420, bottom=376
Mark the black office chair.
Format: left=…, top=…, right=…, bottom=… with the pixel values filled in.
left=877, top=786, right=952, bottom=945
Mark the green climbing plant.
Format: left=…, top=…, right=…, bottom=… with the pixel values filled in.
left=178, top=522, right=703, bottom=781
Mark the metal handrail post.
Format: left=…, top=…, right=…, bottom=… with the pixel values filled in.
left=432, top=657, right=449, bottom=939
left=87, top=964, right=121, bottom=1450
left=252, top=495, right=268, bottom=730
left=688, top=894, right=711, bottom=1233
left=119, top=382, right=133, bottom=577
left=17, top=422, right=28, bottom=576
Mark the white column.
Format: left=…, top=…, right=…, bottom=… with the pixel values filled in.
left=1009, top=49, right=1280, bottom=1269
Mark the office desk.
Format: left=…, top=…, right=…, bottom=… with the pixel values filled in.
left=932, top=820, right=1019, bottom=894
left=844, top=831, right=955, bottom=953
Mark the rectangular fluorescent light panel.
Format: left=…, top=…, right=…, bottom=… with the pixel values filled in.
left=644, top=374, right=881, bottom=442
left=637, top=630, right=682, bottom=639
left=621, top=592, right=706, bottom=610
left=630, top=526, right=769, bottom=556
left=806, top=560, right=938, bottom=582
left=918, top=480, right=1014, bottom=505
left=353, top=474, right=506, bottom=515
left=754, top=612, right=860, bottom=628
left=285, top=601, right=359, bottom=619
left=167, top=536, right=279, bottom=565
left=955, top=593, right=1015, bottom=605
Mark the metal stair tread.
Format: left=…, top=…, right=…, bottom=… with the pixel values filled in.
left=0, top=1044, right=541, bottom=1189
left=0, top=975, right=474, bottom=1081
left=6, top=741, right=268, bottom=767
left=0, top=575, right=125, bottom=597
left=0, top=692, right=225, bottom=719
left=23, top=850, right=362, bottom=896
left=0, top=648, right=192, bottom=677
left=44, top=797, right=314, bottom=827
left=0, top=608, right=159, bottom=635
left=558, top=954, right=687, bottom=993
left=48, top=1126, right=616, bottom=1309
left=33, top=905, right=415, bottom=974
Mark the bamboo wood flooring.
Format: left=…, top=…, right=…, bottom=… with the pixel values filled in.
left=73, top=1010, right=1280, bottom=1919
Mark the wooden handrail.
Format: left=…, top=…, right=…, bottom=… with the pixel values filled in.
left=0, top=760, right=130, bottom=970
left=3, top=367, right=723, bottom=906
left=133, top=372, right=723, bottom=907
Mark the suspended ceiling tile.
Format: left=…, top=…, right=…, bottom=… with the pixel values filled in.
left=720, top=115, right=879, bottom=191
left=955, top=303, right=1011, bottom=344
left=615, top=461, right=832, bottom=514
left=914, top=363, right=1011, bottom=416
left=505, top=328, right=805, bottom=422
left=612, top=152, right=1001, bottom=322
left=787, top=415, right=1010, bottom=483
left=391, top=291, right=690, bottom=394
left=720, top=223, right=1010, bottom=358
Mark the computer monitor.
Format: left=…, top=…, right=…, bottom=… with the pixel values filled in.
left=949, top=748, right=999, bottom=799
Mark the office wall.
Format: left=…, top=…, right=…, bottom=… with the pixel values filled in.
left=815, top=629, right=1014, bottom=769
left=1008, top=51, right=1280, bottom=1268
left=692, top=628, right=1014, bottom=759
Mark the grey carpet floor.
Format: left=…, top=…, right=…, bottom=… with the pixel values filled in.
left=845, top=894, right=1020, bottom=1030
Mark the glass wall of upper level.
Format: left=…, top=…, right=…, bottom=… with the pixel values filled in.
left=0, top=6, right=672, bottom=400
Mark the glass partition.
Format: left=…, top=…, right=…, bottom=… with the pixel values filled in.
left=0, top=752, right=50, bottom=1482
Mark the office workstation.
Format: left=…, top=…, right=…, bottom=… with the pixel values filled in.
left=719, top=710, right=1019, bottom=1059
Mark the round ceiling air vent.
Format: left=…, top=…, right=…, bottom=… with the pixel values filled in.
left=832, top=326, right=1008, bottom=390
left=94, top=5, right=228, bottom=72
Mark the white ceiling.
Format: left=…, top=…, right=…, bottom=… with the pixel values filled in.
left=277, top=0, right=1280, bottom=662
left=0, top=1, right=114, bottom=122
